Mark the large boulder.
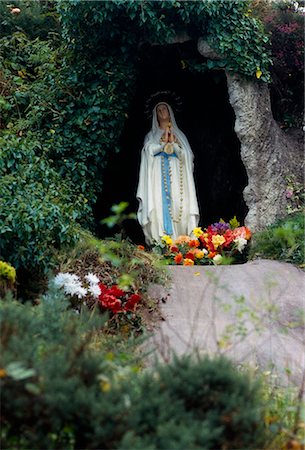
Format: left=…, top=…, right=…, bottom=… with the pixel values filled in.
left=147, top=260, right=305, bottom=386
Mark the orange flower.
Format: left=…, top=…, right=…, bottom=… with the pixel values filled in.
left=189, top=239, right=200, bottom=248
left=233, top=226, right=252, bottom=240
left=207, top=251, right=216, bottom=259
left=183, top=258, right=194, bottom=266
left=174, top=235, right=190, bottom=245
left=137, top=245, right=145, bottom=251
left=174, top=253, right=183, bottom=264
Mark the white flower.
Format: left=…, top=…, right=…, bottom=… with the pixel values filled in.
left=53, top=272, right=87, bottom=298
left=85, top=273, right=100, bottom=285
left=88, top=283, right=101, bottom=298
left=202, top=248, right=208, bottom=255
left=213, top=254, right=223, bottom=265
left=54, top=272, right=79, bottom=287
left=233, top=237, right=248, bottom=253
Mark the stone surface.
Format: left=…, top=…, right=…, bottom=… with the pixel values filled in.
left=146, top=260, right=305, bottom=386
left=198, top=39, right=304, bottom=231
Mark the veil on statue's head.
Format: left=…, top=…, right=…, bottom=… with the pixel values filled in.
left=145, top=90, right=182, bottom=118
left=151, top=102, right=179, bottom=134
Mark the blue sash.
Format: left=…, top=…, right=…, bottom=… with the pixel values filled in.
left=155, top=152, right=178, bottom=236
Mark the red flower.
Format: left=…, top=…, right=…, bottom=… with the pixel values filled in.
left=137, top=245, right=145, bottom=251
left=223, top=229, right=234, bottom=248
left=107, top=285, right=125, bottom=298
left=189, top=240, right=200, bottom=248
left=184, top=252, right=195, bottom=261
left=125, top=293, right=141, bottom=311
left=174, top=253, right=183, bottom=264
left=170, top=245, right=179, bottom=253
left=100, top=294, right=123, bottom=313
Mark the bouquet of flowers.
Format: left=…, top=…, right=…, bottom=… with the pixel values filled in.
left=53, top=272, right=141, bottom=314
left=155, top=217, right=252, bottom=266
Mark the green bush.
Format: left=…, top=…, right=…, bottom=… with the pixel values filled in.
left=0, top=133, right=90, bottom=272
left=119, top=355, right=268, bottom=450
left=0, top=293, right=269, bottom=449
left=249, top=212, right=304, bottom=266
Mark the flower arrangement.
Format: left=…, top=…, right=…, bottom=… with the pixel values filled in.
left=53, top=272, right=141, bottom=314
left=155, top=217, right=252, bottom=266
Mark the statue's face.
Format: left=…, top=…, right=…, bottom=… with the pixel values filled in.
left=156, top=103, right=170, bottom=122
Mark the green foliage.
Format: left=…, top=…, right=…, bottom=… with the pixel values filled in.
left=58, top=0, right=271, bottom=81
left=119, top=355, right=268, bottom=450
left=0, top=133, right=90, bottom=271
left=0, top=292, right=141, bottom=449
left=249, top=212, right=305, bottom=266
left=0, top=293, right=269, bottom=449
left=0, top=0, right=59, bottom=40
left=253, top=0, right=304, bottom=128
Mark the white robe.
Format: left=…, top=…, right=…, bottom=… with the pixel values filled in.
left=136, top=103, right=200, bottom=245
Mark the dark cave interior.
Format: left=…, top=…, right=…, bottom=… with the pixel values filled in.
left=94, top=40, right=248, bottom=244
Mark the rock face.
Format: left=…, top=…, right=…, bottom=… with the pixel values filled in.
left=147, top=261, right=305, bottom=386
left=198, top=39, right=304, bottom=231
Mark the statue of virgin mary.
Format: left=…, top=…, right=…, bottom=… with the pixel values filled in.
left=136, top=102, right=200, bottom=245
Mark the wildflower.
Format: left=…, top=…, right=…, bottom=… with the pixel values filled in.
left=189, top=239, right=200, bottom=248
left=194, top=250, right=206, bottom=259
left=183, top=258, right=194, bottom=266
left=100, top=294, right=122, bottom=313
left=125, top=293, right=141, bottom=311
left=108, top=285, right=125, bottom=298
left=174, top=235, right=190, bottom=245
left=54, top=273, right=87, bottom=298
left=88, top=283, right=101, bottom=298
left=233, top=226, right=252, bottom=240
left=185, top=252, right=195, bottom=261
left=234, top=237, right=248, bottom=253
left=137, top=245, right=145, bottom=251
left=256, top=68, right=262, bottom=79
left=174, top=253, right=183, bottom=264
left=85, top=273, right=100, bottom=285
left=211, top=234, right=226, bottom=249
left=213, top=254, right=223, bottom=265
left=161, top=235, right=173, bottom=246
left=192, top=227, right=204, bottom=238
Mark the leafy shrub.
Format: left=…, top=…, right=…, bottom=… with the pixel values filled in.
left=249, top=212, right=304, bottom=266
left=0, top=291, right=140, bottom=450
left=253, top=0, right=304, bottom=127
left=0, top=293, right=269, bottom=449
left=0, top=133, right=90, bottom=272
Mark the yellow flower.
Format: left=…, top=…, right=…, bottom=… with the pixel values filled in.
left=194, top=250, right=205, bottom=259
left=256, top=68, right=262, bottom=79
left=192, top=227, right=203, bottom=238
left=0, top=261, right=16, bottom=283
left=183, top=258, right=194, bottom=266
left=211, top=234, right=225, bottom=249
left=100, top=380, right=111, bottom=392
left=161, top=235, right=173, bottom=246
